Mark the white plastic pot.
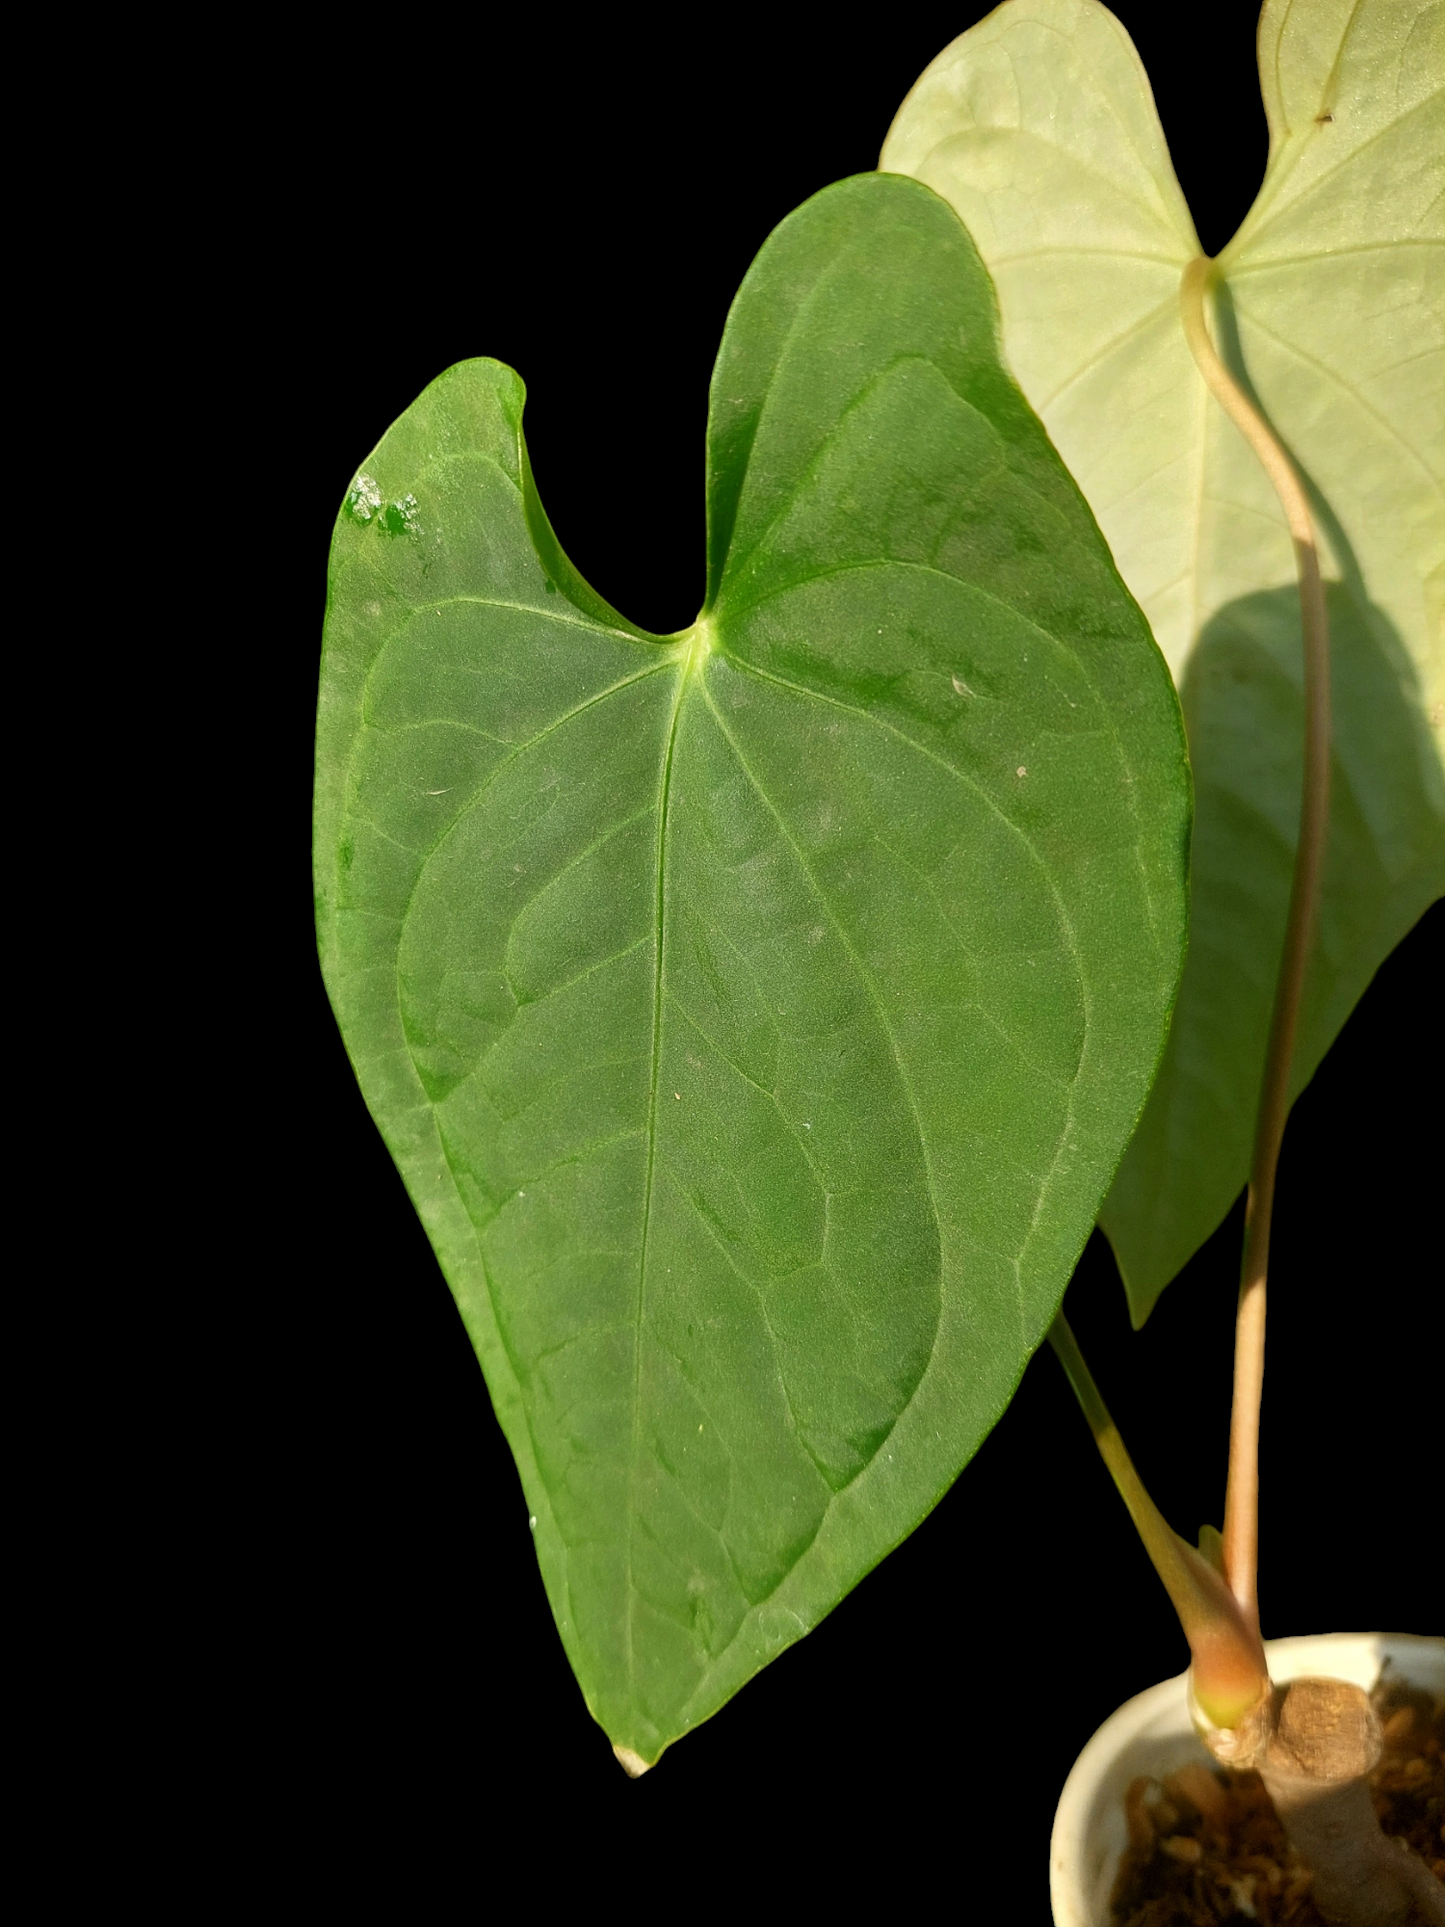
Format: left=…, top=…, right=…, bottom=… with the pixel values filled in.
left=1050, top=1633, right=1445, bottom=1927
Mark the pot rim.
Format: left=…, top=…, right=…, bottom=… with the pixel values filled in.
left=1049, top=1631, right=1445, bottom=1927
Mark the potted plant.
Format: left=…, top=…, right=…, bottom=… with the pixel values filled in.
left=311, top=0, right=1441, bottom=1914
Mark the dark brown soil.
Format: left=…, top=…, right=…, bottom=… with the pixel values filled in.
left=1110, top=1677, right=1444, bottom=1925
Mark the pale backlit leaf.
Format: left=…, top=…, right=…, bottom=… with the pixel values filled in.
left=883, top=0, right=1445, bottom=1319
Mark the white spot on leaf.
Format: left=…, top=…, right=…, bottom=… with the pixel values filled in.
left=347, top=473, right=382, bottom=521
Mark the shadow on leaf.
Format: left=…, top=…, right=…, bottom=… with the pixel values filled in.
left=1102, top=579, right=1445, bottom=1325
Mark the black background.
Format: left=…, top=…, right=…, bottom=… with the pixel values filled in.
left=254, top=2, right=1439, bottom=1906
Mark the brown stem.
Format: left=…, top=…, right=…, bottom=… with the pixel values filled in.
left=1178, top=257, right=1332, bottom=1635
left=1241, top=1678, right=1445, bottom=1926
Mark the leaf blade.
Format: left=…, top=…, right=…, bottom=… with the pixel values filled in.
left=316, top=174, right=1190, bottom=1758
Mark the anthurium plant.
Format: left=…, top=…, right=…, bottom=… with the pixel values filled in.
left=314, top=0, right=1441, bottom=1915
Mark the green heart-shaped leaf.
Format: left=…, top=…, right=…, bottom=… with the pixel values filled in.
left=314, top=173, right=1189, bottom=1763
left=884, top=0, right=1445, bottom=1322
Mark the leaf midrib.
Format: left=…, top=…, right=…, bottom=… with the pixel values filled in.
left=624, top=653, right=692, bottom=1705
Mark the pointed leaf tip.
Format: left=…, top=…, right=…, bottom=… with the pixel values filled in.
left=613, top=1745, right=651, bottom=1779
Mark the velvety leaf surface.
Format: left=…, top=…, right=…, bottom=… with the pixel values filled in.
left=315, top=173, right=1189, bottom=1762
left=883, top=0, right=1445, bottom=1322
